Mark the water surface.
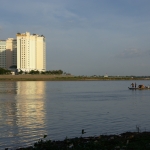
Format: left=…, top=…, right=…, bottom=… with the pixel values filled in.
left=0, top=80, right=150, bottom=149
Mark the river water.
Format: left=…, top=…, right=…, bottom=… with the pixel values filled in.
left=0, top=80, right=150, bottom=149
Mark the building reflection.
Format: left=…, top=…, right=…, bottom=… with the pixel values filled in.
left=16, top=81, right=46, bottom=129
left=0, top=81, right=17, bottom=94
left=0, top=82, right=17, bottom=127
left=0, top=81, right=47, bottom=148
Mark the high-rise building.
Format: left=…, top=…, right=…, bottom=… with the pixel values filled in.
left=0, top=39, right=17, bottom=69
left=0, top=40, right=6, bottom=69
left=16, top=32, right=46, bottom=72
left=6, top=38, right=17, bottom=68
left=0, top=32, right=46, bottom=72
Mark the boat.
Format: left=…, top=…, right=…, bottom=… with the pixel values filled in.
left=128, top=86, right=150, bottom=90
left=128, top=87, right=150, bottom=90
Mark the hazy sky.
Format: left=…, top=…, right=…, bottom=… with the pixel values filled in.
left=0, top=0, right=150, bottom=76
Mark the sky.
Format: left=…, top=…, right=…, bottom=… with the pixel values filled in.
left=0, top=0, right=150, bottom=76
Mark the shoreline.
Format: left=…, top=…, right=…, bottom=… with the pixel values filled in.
left=0, top=75, right=150, bottom=81
left=7, top=131, right=150, bottom=150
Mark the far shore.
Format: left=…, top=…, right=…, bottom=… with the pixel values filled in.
left=0, top=75, right=149, bottom=81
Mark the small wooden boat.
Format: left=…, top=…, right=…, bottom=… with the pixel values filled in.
left=128, top=87, right=150, bottom=90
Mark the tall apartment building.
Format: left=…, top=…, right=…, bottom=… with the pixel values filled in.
left=6, top=38, right=17, bottom=68
left=0, top=40, right=6, bottom=69
left=16, top=32, right=46, bottom=72
left=0, top=39, right=17, bottom=69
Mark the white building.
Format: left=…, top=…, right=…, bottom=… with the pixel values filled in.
left=16, top=32, right=46, bottom=72
left=104, top=74, right=108, bottom=77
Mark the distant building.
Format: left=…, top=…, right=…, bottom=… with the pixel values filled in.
left=0, top=39, right=17, bottom=69
left=16, top=32, right=46, bottom=72
left=6, top=38, right=17, bottom=69
left=0, top=40, right=6, bottom=69
left=104, top=74, right=108, bottom=77
left=0, top=32, right=46, bottom=73
left=8, top=65, right=18, bottom=75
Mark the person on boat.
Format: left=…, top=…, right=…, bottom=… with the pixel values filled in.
left=135, top=82, right=136, bottom=88
left=131, top=83, right=134, bottom=88
left=138, top=85, right=145, bottom=88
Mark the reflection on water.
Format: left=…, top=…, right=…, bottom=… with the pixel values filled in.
left=1, top=80, right=150, bottom=149
left=0, top=81, right=46, bottom=149
left=0, top=82, right=17, bottom=94
left=16, top=81, right=46, bottom=128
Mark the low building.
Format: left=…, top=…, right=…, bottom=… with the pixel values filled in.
left=104, top=74, right=108, bottom=77
left=8, top=65, right=18, bottom=75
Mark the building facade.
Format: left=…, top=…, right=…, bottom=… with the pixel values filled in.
left=17, top=32, right=46, bottom=72
left=0, top=40, right=6, bottom=69
left=6, top=38, right=17, bottom=69
left=0, top=39, right=17, bottom=69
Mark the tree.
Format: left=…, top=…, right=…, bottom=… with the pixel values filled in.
left=19, top=70, right=23, bottom=74
left=0, top=68, right=11, bottom=74
left=29, top=70, right=40, bottom=74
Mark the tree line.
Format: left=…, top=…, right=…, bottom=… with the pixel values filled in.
left=19, top=69, right=64, bottom=75
left=0, top=67, right=65, bottom=75
left=0, top=68, right=11, bottom=74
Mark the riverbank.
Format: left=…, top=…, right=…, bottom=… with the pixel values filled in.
left=0, top=75, right=150, bottom=81
left=9, top=132, right=150, bottom=150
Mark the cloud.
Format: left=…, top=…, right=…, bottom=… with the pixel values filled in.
left=115, top=48, right=150, bottom=59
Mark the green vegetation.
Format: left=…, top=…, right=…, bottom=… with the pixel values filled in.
left=0, top=68, right=150, bottom=81
left=18, top=70, right=23, bottom=74
left=13, top=132, right=150, bottom=150
left=0, top=67, right=11, bottom=74
left=41, top=70, right=63, bottom=75
left=18, top=70, right=64, bottom=75
left=29, top=70, right=40, bottom=74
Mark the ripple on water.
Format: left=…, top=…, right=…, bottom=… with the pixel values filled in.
left=1, top=81, right=150, bottom=149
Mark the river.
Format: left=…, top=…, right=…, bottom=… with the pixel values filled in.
left=0, top=80, right=150, bottom=149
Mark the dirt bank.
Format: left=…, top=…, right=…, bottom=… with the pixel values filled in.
left=0, top=75, right=149, bottom=81
left=0, top=75, right=74, bottom=81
